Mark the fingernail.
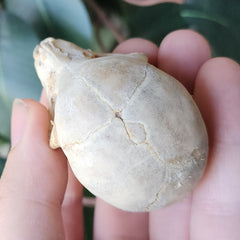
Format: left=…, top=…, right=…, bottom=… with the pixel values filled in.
left=11, top=99, right=29, bottom=148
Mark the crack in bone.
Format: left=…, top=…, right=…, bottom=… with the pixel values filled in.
left=80, top=76, right=115, bottom=112
left=65, top=64, right=115, bottom=112
left=115, top=112, right=148, bottom=145
left=145, top=140, right=165, bottom=164
left=125, top=121, right=147, bottom=144
left=62, top=119, right=113, bottom=150
left=165, top=148, right=204, bottom=172
left=123, top=64, right=148, bottom=110
left=114, top=112, right=132, bottom=142
left=146, top=168, right=168, bottom=210
left=115, top=110, right=165, bottom=164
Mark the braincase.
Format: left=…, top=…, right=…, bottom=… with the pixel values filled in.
left=33, top=37, right=208, bottom=212
left=67, top=53, right=148, bottom=111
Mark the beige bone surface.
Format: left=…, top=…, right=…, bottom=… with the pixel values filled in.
left=33, top=38, right=208, bottom=212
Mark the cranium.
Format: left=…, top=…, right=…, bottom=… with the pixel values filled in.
left=33, top=38, right=208, bottom=212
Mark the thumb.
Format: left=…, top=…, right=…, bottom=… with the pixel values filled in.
left=0, top=99, right=67, bottom=239
left=1, top=98, right=67, bottom=203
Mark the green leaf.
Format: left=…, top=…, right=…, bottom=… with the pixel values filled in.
left=0, top=136, right=10, bottom=159
left=5, top=0, right=50, bottom=38
left=0, top=11, right=42, bottom=101
left=0, top=128, right=9, bottom=176
left=84, top=206, right=94, bottom=240
left=181, top=0, right=240, bottom=62
left=4, top=0, right=39, bottom=22
left=122, top=2, right=188, bottom=45
left=4, top=0, right=49, bottom=38
left=83, top=188, right=94, bottom=240
left=0, top=157, right=6, bottom=176
left=184, top=0, right=240, bottom=23
left=35, top=0, right=93, bottom=48
left=88, top=0, right=122, bottom=15
left=0, top=95, right=11, bottom=139
left=5, top=0, right=93, bottom=48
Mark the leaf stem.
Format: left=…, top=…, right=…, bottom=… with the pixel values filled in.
left=35, top=0, right=55, bottom=34
left=84, top=0, right=126, bottom=44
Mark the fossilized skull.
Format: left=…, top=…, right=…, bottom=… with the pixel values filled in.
left=33, top=38, right=208, bottom=212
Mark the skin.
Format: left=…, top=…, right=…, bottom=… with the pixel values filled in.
left=124, top=0, right=184, bottom=6
left=0, top=9, right=239, bottom=240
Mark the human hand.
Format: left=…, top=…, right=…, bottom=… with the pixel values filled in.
left=0, top=29, right=239, bottom=240
left=94, top=30, right=240, bottom=239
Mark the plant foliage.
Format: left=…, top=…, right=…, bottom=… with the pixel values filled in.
left=121, top=0, right=240, bottom=62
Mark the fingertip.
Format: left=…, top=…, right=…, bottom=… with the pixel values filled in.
left=11, top=99, right=29, bottom=148
left=22, top=99, right=50, bottom=145
left=196, top=57, right=239, bottom=81
left=194, top=57, right=240, bottom=145
left=11, top=99, right=50, bottom=148
left=158, top=29, right=211, bottom=93
left=114, top=38, right=159, bottom=66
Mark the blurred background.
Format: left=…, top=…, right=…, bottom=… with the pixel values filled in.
left=0, top=0, right=239, bottom=239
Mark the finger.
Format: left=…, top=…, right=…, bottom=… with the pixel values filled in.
left=113, top=37, right=159, bottom=66
left=94, top=39, right=155, bottom=239
left=39, top=85, right=84, bottom=239
left=0, top=99, right=67, bottom=239
left=94, top=199, right=149, bottom=240
left=158, top=29, right=211, bottom=94
left=39, top=81, right=84, bottom=239
left=149, top=29, right=211, bottom=239
left=62, top=164, right=84, bottom=240
left=124, top=0, right=183, bottom=6
left=149, top=197, right=192, bottom=240
left=190, top=58, right=240, bottom=239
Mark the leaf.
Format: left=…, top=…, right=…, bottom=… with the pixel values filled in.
left=83, top=189, right=94, bottom=240
left=4, top=0, right=49, bottom=38
left=181, top=0, right=240, bottom=62
left=0, top=11, right=42, bottom=101
left=35, top=0, right=93, bottom=48
left=0, top=127, right=9, bottom=176
left=121, top=2, right=188, bottom=45
left=0, top=137, right=10, bottom=159
left=184, top=0, right=240, bottom=23
left=121, top=0, right=239, bottom=62
left=5, top=0, right=93, bottom=48
left=0, top=95, right=11, bottom=140
left=0, top=157, right=6, bottom=176
left=88, top=0, right=122, bottom=15
left=84, top=206, right=94, bottom=240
